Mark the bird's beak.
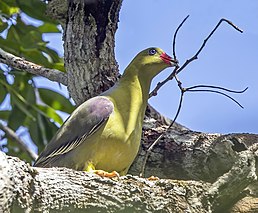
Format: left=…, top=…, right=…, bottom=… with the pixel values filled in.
left=160, top=52, right=178, bottom=67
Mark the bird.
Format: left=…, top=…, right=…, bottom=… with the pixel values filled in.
left=34, top=47, right=178, bottom=177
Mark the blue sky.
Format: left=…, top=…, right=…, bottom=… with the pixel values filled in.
left=41, top=0, right=258, bottom=134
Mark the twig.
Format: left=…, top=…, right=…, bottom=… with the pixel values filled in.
left=149, top=18, right=243, bottom=98
left=172, top=15, right=190, bottom=60
left=186, top=85, right=248, bottom=108
left=0, top=122, right=38, bottom=160
left=149, top=65, right=178, bottom=98
left=145, top=19, right=244, bottom=176
left=140, top=76, right=185, bottom=177
left=0, top=48, right=68, bottom=85
left=175, top=18, right=243, bottom=76
left=186, top=85, right=248, bottom=94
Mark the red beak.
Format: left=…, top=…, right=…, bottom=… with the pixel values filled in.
left=160, top=52, right=178, bottom=66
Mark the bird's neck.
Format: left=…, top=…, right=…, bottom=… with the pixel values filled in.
left=103, top=65, right=152, bottom=134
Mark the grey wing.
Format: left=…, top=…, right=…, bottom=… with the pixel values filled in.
left=34, top=96, right=114, bottom=167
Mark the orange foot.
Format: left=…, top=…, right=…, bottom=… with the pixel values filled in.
left=94, top=170, right=120, bottom=178
left=148, top=176, right=160, bottom=181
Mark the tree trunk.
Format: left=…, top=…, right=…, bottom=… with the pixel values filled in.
left=64, top=0, right=121, bottom=105
left=1, top=0, right=258, bottom=212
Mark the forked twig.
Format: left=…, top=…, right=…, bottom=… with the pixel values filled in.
left=148, top=15, right=190, bottom=98
left=149, top=18, right=243, bottom=98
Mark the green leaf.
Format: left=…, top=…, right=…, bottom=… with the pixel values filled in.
left=37, top=104, right=63, bottom=125
left=38, top=88, right=75, bottom=114
left=11, top=94, right=36, bottom=121
left=41, top=114, right=58, bottom=143
left=0, top=110, right=10, bottom=121
left=0, top=20, right=8, bottom=33
left=0, top=80, right=7, bottom=104
left=0, top=1, right=19, bottom=16
left=38, top=23, right=60, bottom=33
left=52, top=62, right=65, bottom=72
left=29, top=117, right=44, bottom=151
left=0, top=84, right=7, bottom=104
left=8, top=104, right=27, bottom=130
left=29, top=113, right=58, bottom=152
left=16, top=0, right=57, bottom=24
left=40, top=46, right=62, bottom=63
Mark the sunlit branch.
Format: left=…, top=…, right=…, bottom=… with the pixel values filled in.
left=0, top=48, right=68, bottom=85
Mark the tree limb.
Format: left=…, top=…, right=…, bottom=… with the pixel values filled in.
left=0, top=122, right=38, bottom=161
left=0, top=151, right=210, bottom=212
left=1, top=139, right=258, bottom=212
left=206, top=145, right=258, bottom=212
left=0, top=48, right=68, bottom=85
left=130, top=116, right=258, bottom=183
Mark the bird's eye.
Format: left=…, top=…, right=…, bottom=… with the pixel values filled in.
left=148, top=48, right=157, bottom=56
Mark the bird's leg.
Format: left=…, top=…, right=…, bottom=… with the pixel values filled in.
left=84, top=162, right=119, bottom=178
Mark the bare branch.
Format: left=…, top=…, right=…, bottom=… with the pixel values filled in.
left=149, top=18, right=243, bottom=98
left=175, top=18, right=243, bottom=76
left=186, top=85, right=248, bottom=109
left=141, top=76, right=185, bottom=177
left=186, top=85, right=248, bottom=94
left=172, top=15, right=190, bottom=60
left=0, top=122, right=38, bottom=161
left=0, top=48, right=68, bottom=86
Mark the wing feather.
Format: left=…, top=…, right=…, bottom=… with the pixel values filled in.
left=34, top=96, right=114, bottom=167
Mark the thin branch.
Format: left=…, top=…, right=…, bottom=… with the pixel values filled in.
left=185, top=85, right=248, bottom=109
left=187, top=89, right=244, bottom=108
left=172, top=15, right=190, bottom=60
left=175, top=18, right=243, bottom=76
left=144, top=75, right=247, bottom=176
left=149, top=66, right=178, bottom=98
left=0, top=48, right=68, bottom=85
left=149, top=18, right=243, bottom=98
left=0, top=122, right=38, bottom=161
left=186, top=85, right=248, bottom=94
left=141, top=77, right=185, bottom=177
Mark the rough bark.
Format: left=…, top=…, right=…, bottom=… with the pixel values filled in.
left=133, top=118, right=258, bottom=182
left=64, top=0, right=121, bottom=105
left=1, top=143, right=258, bottom=212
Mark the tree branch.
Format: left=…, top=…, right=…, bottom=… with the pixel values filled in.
left=0, top=151, right=210, bottom=212
left=0, top=122, right=38, bottom=161
left=206, top=145, right=258, bottom=212
left=0, top=48, right=68, bottom=85
left=1, top=138, right=258, bottom=212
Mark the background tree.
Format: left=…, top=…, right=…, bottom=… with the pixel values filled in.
left=0, top=0, right=76, bottom=162
left=0, top=0, right=258, bottom=212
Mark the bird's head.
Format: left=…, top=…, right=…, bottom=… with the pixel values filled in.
left=126, top=47, right=178, bottom=80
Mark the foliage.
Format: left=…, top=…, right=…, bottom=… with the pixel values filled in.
left=0, top=0, right=74, bottom=162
